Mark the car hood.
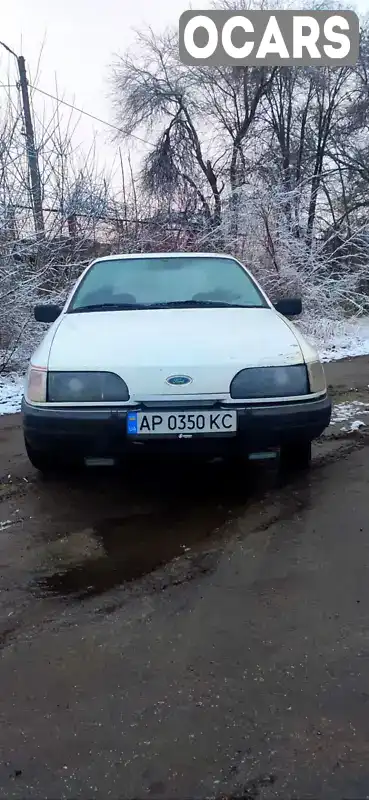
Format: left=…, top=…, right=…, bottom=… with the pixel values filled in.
left=45, top=307, right=305, bottom=399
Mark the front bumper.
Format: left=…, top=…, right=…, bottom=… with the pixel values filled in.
left=22, top=395, right=332, bottom=460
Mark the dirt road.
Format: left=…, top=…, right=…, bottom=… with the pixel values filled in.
left=1, top=356, right=369, bottom=799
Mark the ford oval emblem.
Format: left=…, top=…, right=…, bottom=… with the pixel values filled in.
left=166, top=375, right=193, bottom=386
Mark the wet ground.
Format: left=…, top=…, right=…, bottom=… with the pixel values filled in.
left=1, top=356, right=369, bottom=799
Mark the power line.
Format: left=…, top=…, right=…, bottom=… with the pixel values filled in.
left=1, top=80, right=154, bottom=147
left=28, top=84, right=154, bottom=148
left=0, top=39, right=18, bottom=59
left=1, top=44, right=155, bottom=147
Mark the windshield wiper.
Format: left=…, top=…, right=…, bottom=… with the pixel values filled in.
left=69, top=300, right=263, bottom=313
left=140, top=300, right=256, bottom=309
left=68, top=302, right=145, bottom=313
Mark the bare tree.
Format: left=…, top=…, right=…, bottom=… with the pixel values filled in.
left=111, top=29, right=224, bottom=230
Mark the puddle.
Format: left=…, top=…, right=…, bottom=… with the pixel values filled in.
left=35, top=454, right=286, bottom=600
left=34, top=458, right=270, bottom=600
left=0, top=454, right=325, bottom=651
left=36, top=506, right=229, bottom=598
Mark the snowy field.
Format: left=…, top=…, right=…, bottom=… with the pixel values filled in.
left=0, top=373, right=25, bottom=415
left=1, top=315, right=369, bottom=418
left=302, top=316, right=369, bottom=363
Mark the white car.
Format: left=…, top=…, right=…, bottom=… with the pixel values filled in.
left=22, top=252, right=331, bottom=473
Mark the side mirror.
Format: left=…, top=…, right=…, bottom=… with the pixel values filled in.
left=274, top=298, right=302, bottom=317
left=34, top=304, right=62, bottom=323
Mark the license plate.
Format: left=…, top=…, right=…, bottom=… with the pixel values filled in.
left=126, top=410, right=237, bottom=436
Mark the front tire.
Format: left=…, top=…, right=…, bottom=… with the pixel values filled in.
left=279, top=440, right=312, bottom=472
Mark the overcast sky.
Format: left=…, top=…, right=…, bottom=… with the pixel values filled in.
left=1, top=0, right=368, bottom=186
left=1, top=0, right=213, bottom=183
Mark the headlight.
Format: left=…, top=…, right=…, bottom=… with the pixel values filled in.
left=26, top=367, right=47, bottom=403
left=230, top=365, right=309, bottom=399
left=47, top=372, right=130, bottom=402
left=307, top=361, right=326, bottom=394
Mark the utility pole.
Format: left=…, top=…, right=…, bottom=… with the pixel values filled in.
left=17, top=56, right=44, bottom=236
left=0, top=41, right=44, bottom=236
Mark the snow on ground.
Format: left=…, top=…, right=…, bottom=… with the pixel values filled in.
left=330, top=400, right=369, bottom=432
left=0, top=374, right=25, bottom=415
left=331, top=400, right=369, bottom=424
left=299, top=315, right=369, bottom=362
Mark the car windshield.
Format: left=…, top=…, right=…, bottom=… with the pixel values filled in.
left=68, top=256, right=268, bottom=312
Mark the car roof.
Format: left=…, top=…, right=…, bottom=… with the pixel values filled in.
left=90, top=252, right=240, bottom=264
